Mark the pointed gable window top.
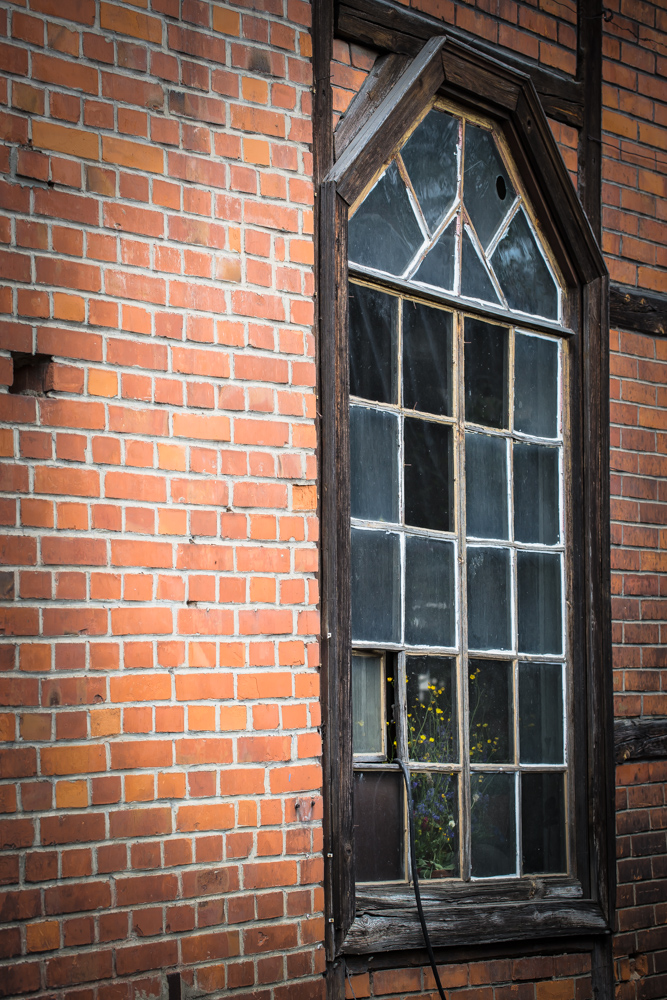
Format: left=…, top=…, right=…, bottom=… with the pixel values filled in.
left=348, top=107, right=561, bottom=323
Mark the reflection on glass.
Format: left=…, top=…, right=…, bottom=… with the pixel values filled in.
left=514, top=333, right=559, bottom=438
left=519, top=662, right=564, bottom=763
left=464, top=318, right=508, bottom=429
left=514, top=443, right=559, bottom=545
left=401, top=110, right=459, bottom=232
left=402, top=300, right=453, bottom=416
left=492, top=210, right=558, bottom=319
left=354, top=771, right=403, bottom=881
left=413, top=220, right=456, bottom=291
left=464, top=123, right=516, bottom=249
left=467, top=546, right=511, bottom=651
left=349, top=283, right=398, bottom=404
left=404, top=418, right=453, bottom=532
left=411, top=771, right=459, bottom=878
left=461, top=228, right=500, bottom=304
left=352, top=653, right=384, bottom=755
left=469, top=659, right=513, bottom=763
left=521, top=772, right=566, bottom=874
left=405, top=535, right=455, bottom=647
left=351, top=528, right=400, bottom=644
left=517, top=551, right=562, bottom=655
left=471, top=771, right=516, bottom=877
left=348, top=161, right=424, bottom=276
left=407, top=656, right=457, bottom=763
left=466, top=433, right=508, bottom=539
left=350, top=405, right=399, bottom=523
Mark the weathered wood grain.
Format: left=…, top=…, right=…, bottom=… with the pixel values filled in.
left=615, top=718, right=667, bottom=763
left=336, top=0, right=584, bottom=127
left=610, top=284, right=667, bottom=337
left=334, top=52, right=410, bottom=158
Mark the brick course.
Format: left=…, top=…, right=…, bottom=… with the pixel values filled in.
left=0, top=0, right=664, bottom=998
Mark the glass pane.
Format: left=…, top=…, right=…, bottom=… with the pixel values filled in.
left=348, top=161, right=424, bottom=276
left=491, top=209, right=558, bottom=319
left=517, top=551, right=562, bottom=655
left=413, top=220, right=456, bottom=291
left=349, top=283, right=397, bottom=405
left=464, top=123, right=515, bottom=249
left=405, top=535, right=456, bottom=648
left=350, top=405, right=399, bottom=523
left=521, top=772, right=566, bottom=874
left=519, top=662, right=564, bottom=764
left=467, top=546, right=511, bottom=651
left=461, top=228, right=500, bottom=304
left=464, top=318, right=508, bottom=429
left=404, top=418, right=453, bottom=532
left=471, top=772, right=516, bottom=877
left=514, top=333, right=559, bottom=438
left=352, top=653, right=384, bottom=755
left=354, top=771, right=403, bottom=881
left=514, top=443, right=559, bottom=545
left=466, top=433, right=508, bottom=540
left=411, top=771, right=459, bottom=878
left=351, top=528, right=400, bottom=644
left=469, top=659, right=513, bottom=763
left=406, top=655, right=457, bottom=763
left=401, top=109, right=459, bottom=233
left=402, top=300, right=453, bottom=417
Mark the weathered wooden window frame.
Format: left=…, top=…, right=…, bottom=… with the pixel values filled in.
left=318, top=35, right=613, bottom=962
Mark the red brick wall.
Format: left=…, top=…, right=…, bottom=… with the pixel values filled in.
left=0, top=0, right=665, bottom=998
left=0, top=1, right=325, bottom=997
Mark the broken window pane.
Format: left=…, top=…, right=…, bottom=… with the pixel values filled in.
left=411, top=771, right=459, bottom=878
left=406, top=655, right=458, bottom=763
left=464, top=123, right=515, bottom=249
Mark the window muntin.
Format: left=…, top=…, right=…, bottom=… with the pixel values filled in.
left=348, top=105, right=562, bottom=324
left=349, top=104, right=569, bottom=886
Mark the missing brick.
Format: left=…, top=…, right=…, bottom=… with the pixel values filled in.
left=8, top=353, right=53, bottom=396
left=167, top=973, right=182, bottom=1000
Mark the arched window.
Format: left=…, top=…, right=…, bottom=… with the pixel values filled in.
left=319, top=37, right=612, bottom=957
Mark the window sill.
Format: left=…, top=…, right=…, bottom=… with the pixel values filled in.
left=345, top=881, right=609, bottom=952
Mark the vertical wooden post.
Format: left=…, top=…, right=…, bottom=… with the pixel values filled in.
left=577, top=0, right=603, bottom=241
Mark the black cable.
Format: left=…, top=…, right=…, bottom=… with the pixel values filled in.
left=397, top=759, right=447, bottom=1000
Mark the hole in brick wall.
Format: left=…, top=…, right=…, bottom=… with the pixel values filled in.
left=167, top=973, right=182, bottom=1000
left=8, top=353, right=53, bottom=395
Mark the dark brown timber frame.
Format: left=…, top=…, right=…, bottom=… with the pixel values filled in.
left=318, top=33, right=614, bottom=966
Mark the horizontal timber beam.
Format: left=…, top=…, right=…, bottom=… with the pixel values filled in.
left=336, top=0, right=584, bottom=128
left=615, top=718, right=667, bottom=764
left=610, top=283, right=667, bottom=338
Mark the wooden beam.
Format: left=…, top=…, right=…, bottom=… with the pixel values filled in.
left=577, top=0, right=603, bottom=240
left=610, top=283, right=667, bottom=337
left=328, top=35, right=445, bottom=205
left=335, top=0, right=584, bottom=128
left=615, top=718, right=667, bottom=763
left=334, top=52, right=410, bottom=158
